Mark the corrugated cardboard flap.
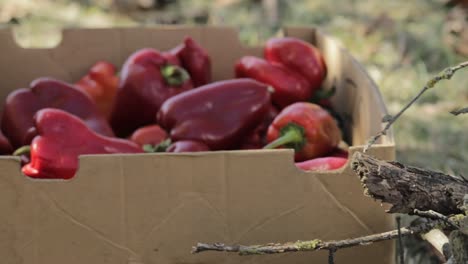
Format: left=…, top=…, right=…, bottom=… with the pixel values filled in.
left=0, top=25, right=395, bottom=264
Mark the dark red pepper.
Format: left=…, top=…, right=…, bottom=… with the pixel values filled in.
left=263, top=102, right=342, bottom=161
left=265, top=37, right=326, bottom=95
left=295, top=157, right=347, bottom=172
left=157, top=78, right=272, bottom=150
left=75, top=61, right=119, bottom=119
left=235, top=56, right=311, bottom=108
left=166, top=140, right=210, bottom=152
left=129, top=124, right=168, bottom=147
left=239, top=132, right=263, bottom=150
left=1, top=77, right=114, bottom=149
left=20, top=108, right=143, bottom=179
left=0, top=129, right=13, bottom=155
left=109, top=48, right=193, bottom=137
left=239, top=104, right=279, bottom=149
left=169, top=36, right=211, bottom=87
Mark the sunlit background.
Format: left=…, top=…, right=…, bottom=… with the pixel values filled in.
left=1, top=0, right=467, bottom=263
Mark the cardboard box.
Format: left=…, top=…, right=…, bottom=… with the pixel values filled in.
left=0, top=26, right=395, bottom=264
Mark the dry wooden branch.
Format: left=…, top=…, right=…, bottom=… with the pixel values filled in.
left=351, top=152, right=468, bottom=215
left=192, top=219, right=443, bottom=255
left=363, top=60, right=468, bottom=152
left=450, top=107, right=468, bottom=116
left=413, top=210, right=461, bottom=229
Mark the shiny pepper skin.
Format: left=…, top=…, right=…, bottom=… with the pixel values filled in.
left=157, top=78, right=272, bottom=150
left=264, top=37, right=327, bottom=95
left=295, top=157, right=348, bottom=172
left=239, top=104, right=279, bottom=149
left=264, top=102, right=342, bottom=161
left=75, top=61, right=119, bottom=119
left=22, top=108, right=143, bottom=179
left=1, top=77, right=115, bottom=149
left=235, top=56, right=311, bottom=109
left=109, top=48, right=193, bottom=137
left=129, top=124, right=168, bottom=147
left=169, top=36, right=212, bottom=87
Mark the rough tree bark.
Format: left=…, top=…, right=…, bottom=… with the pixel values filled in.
left=351, top=152, right=468, bottom=264
left=350, top=152, right=468, bottom=215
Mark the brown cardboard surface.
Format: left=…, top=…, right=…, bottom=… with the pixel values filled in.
left=0, top=26, right=395, bottom=263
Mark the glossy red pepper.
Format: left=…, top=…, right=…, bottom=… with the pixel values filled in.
left=263, top=102, right=342, bottom=161
left=239, top=104, right=279, bottom=149
left=295, top=157, right=348, bottom=172
left=1, top=77, right=114, bottom=149
left=169, top=36, right=211, bottom=87
left=157, top=78, right=272, bottom=150
left=0, top=130, right=13, bottom=155
left=20, top=108, right=143, bottom=179
left=129, top=124, right=168, bottom=147
left=167, top=140, right=210, bottom=152
left=265, top=37, right=326, bottom=95
left=75, top=61, right=119, bottom=119
left=109, top=48, right=193, bottom=137
left=235, top=56, right=311, bottom=108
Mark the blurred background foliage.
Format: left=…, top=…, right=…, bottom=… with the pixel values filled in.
left=1, top=0, right=467, bottom=263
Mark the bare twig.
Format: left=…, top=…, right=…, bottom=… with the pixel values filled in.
left=328, top=248, right=336, bottom=264
left=413, top=209, right=460, bottom=229
left=450, top=107, right=468, bottom=116
left=192, top=220, right=442, bottom=255
left=396, top=216, right=405, bottom=264
left=363, top=60, right=468, bottom=152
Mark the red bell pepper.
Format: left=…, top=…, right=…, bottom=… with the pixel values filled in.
left=169, top=37, right=211, bottom=87
left=263, top=102, right=342, bottom=161
left=239, top=104, right=279, bottom=149
left=129, top=124, right=168, bottom=147
left=295, top=157, right=348, bottom=172
left=0, top=130, right=13, bottom=155
left=239, top=132, right=263, bottom=150
left=265, top=37, right=326, bottom=95
left=235, top=56, right=311, bottom=108
left=75, top=61, right=119, bottom=119
left=109, top=48, right=193, bottom=137
left=157, top=78, right=272, bottom=150
left=166, top=140, right=210, bottom=152
left=1, top=77, right=115, bottom=149
left=20, top=108, right=143, bottom=179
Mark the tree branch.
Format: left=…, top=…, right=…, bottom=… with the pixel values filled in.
left=363, top=60, right=468, bottom=152
left=450, top=107, right=468, bottom=116
left=192, top=219, right=443, bottom=255
left=413, top=210, right=461, bottom=229
left=351, top=152, right=468, bottom=215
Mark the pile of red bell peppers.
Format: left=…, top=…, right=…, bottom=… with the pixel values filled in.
left=0, top=36, right=349, bottom=179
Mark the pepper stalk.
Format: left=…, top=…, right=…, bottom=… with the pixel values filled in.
left=263, top=122, right=306, bottom=151
left=161, top=65, right=190, bottom=86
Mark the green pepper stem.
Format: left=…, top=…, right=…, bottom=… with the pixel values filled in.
left=263, top=125, right=304, bottom=150
left=161, top=65, right=190, bottom=86
left=13, top=145, right=31, bottom=156
left=142, top=139, right=172, bottom=153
